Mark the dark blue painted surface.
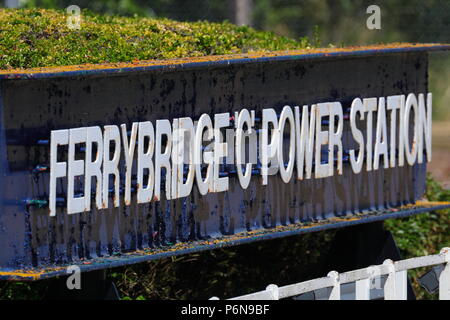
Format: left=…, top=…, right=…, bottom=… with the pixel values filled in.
left=1, top=202, right=449, bottom=281
left=0, top=45, right=448, bottom=280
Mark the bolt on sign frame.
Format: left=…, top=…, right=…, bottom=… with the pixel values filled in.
left=0, top=43, right=449, bottom=281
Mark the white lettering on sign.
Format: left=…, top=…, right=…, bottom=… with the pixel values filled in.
left=48, top=92, right=433, bottom=216
left=137, top=121, right=155, bottom=203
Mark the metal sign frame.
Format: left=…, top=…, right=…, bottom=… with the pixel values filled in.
left=0, top=43, right=449, bottom=280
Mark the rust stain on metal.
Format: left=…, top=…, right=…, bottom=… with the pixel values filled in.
left=2, top=200, right=448, bottom=281
left=415, top=200, right=450, bottom=206
left=0, top=43, right=448, bottom=77
left=0, top=269, right=49, bottom=280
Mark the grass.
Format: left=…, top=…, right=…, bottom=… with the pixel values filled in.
left=0, top=8, right=311, bottom=70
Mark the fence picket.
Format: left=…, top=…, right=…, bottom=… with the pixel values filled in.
left=266, top=284, right=280, bottom=300
left=383, top=260, right=397, bottom=300
left=355, top=278, right=371, bottom=300
left=439, top=248, right=450, bottom=300
left=327, top=271, right=340, bottom=300
left=395, top=270, right=408, bottom=300
left=210, top=248, right=450, bottom=300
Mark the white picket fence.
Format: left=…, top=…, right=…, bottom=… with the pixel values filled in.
left=210, top=247, right=450, bottom=300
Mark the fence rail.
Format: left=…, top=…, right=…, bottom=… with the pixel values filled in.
left=210, top=247, right=450, bottom=300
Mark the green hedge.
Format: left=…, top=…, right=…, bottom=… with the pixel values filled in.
left=0, top=8, right=310, bottom=70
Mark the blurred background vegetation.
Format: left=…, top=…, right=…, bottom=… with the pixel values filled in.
left=0, top=0, right=449, bottom=300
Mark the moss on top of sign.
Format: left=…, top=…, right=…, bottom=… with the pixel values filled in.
left=0, top=8, right=312, bottom=70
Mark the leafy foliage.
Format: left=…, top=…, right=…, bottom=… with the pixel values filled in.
left=0, top=8, right=310, bottom=70
left=385, top=175, right=450, bottom=299
left=386, top=175, right=450, bottom=257
left=0, top=280, right=47, bottom=300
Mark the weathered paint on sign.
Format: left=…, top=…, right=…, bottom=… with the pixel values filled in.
left=0, top=44, right=449, bottom=280
left=48, top=93, right=432, bottom=215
